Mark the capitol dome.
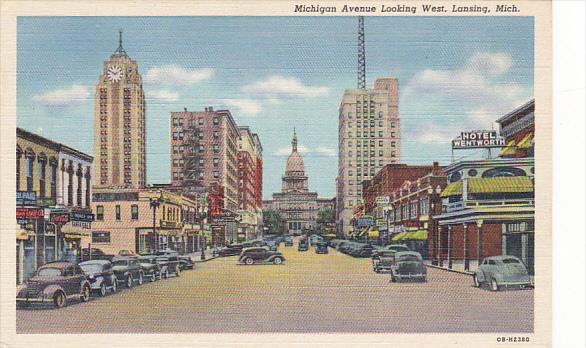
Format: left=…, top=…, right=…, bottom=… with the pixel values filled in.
left=285, top=129, right=305, bottom=176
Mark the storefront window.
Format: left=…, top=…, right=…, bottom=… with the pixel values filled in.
left=92, top=231, right=111, bottom=244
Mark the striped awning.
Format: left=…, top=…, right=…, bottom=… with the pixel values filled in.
left=392, top=230, right=428, bottom=241
left=517, top=132, right=534, bottom=149
left=468, top=177, right=534, bottom=194
left=500, top=139, right=517, bottom=156
left=440, top=181, right=463, bottom=198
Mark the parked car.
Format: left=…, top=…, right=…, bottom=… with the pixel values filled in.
left=155, top=256, right=182, bottom=277
left=474, top=255, right=533, bottom=291
left=372, top=250, right=397, bottom=273
left=349, top=244, right=374, bottom=257
left=239, top=247, right=285, bottom=265
left=155, top=249, right=195, bottom=270
left=390, top=251, right=427, bottom=282
left=16, top=261, right=92, bottom=308
left=81, top=248, right=114, bottom=262
left=298, top=239, right=308, bottom=251
left=284, top=237, right=293, bottom=246
left=79, top=260, right=118, bottom=296
left=137, top=256, right=162, bottom=281
left=111, top=257, right=145, bottom=287
left=117, top=250, right=139, bottom=258
left=315, top=241, right=328, bottom=254
left=372, top=244, right=410, bottom=257
left=216, top=244, right=245, bottom=257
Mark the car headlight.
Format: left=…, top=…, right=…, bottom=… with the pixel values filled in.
left=89, top=274, right=95, bottom=280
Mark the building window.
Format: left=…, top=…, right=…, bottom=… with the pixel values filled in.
left=420, top=199, right=430, bottom=216
left=213, top=171, right=219, bottom=178
left=96, top=206, right=104, bottom=220
left=198, top=118, right=204, bottom=125
left=213, top=117, right=219, bottom=125
left=131, top=204, right=139, bottom=220
left=26, top=155, right=34, bottom=191
left=213, top=131, right=219, bottom=139
left=391, top=122, right=396, bottom=128
left=115, top=205, right=121, bottom=220
left=92, top=231, right=111, bottom=244
left=38, top=159, right=46, bottom=198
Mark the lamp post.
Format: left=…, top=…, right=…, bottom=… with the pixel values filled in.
left=149, top=193, right=162, bottom=253
left=198, top=202, right=208, bottom=261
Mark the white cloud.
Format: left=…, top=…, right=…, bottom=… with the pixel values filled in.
left=33, top=85, right=90, bottom=107
left=404, top=51, right=531, bottom=136
left=314, top=146, right=337, bottom=157
left=218, top=98, right=261, bottom=116
left=145, top=65, right=214, bottom=86
left=242, top=75, right=330, bottom=99
left=273, top=144, right=336, bottom=157
left=146, top=90, right=180, bottom=102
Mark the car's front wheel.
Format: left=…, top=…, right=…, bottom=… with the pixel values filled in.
left=99, top=282, right=107, bottom=297
left=473, top=274, right=482, bottom=288
left=111, top=278, right=118, bottom=293
left=80, top=285, right=91, bottom=302
left=163, top=269, right=169, bottom=279
left=53, top=291, right=66, bottom=308
left=244, top=257, right=254, bottom=265
left=490, top=278, right=500, bottom=291
left=272, top=257, right=283, bottom=265
left=126, top=275, right=133, bottom=288
left=137, top=272, right=144, bottom=285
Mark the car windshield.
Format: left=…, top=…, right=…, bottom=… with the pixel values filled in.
left=37, top=267, right=62, bottom=277
left=112, top=260, right=128, bottom=266
left=502, top=258, right=521, bottom=264
left=80, top=264, right=103, bottom=273
left=156, top=257, right=169, bottom=261
left=398, top=255, right=420, bottom=262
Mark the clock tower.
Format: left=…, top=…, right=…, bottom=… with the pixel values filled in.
left=94, top=30, right=146, bottom=188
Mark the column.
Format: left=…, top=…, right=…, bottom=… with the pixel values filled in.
left=476, top=220, right=484, bottom=266
left=463, top=223, right=470, bottom=271
left=437, top=225, right=442, bottom=267
left=447, top=225, right=453, bottom=269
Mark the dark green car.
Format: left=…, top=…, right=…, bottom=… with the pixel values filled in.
left=474, top=255, right=533, bottom=291
left=138, top=256, right=162, bottom=281
left=390, top=251, right=427, bottom=282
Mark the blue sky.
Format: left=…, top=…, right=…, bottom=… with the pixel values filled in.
left=17, top=16, right=534, bottom=199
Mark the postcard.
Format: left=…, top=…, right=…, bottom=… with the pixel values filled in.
left=0, top=1, right=551, bottom=347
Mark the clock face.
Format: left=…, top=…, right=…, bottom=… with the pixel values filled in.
left=107, top=65, right=123, bottom=83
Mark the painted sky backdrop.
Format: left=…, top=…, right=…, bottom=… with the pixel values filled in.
left=17, top=16, right=534, bottom=199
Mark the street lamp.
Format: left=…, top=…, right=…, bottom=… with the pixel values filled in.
left=198, top=203, right=208, bottom=261
left=149, top=193, right=163, bottom=253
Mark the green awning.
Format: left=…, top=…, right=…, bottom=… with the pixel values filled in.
left=440, top=181, right=462, bottom=198
left=392, top=232, right=408, bottom=241
left=468, top=177, right=533, bottom=194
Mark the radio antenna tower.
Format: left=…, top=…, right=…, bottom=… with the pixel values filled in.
left=357, top=16, right=366, bottom=89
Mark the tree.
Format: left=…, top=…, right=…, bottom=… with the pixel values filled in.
left=263, top=210, right=285, bottom=235
left=317, top=208, right=336, bottom=234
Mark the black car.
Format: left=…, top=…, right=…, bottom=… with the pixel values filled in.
left=217, top=244, right=244, bottom=257
left=81, top=248, right=114, bottom=262
left=156, top=249, right=195, bottom=270
left=298, top=239, right=308, bottom=252
left=16, top=261, right=92, bottom=308
left=239, top=247, right=285, bottom=265
left=137, top=256, right=162, bottom=281
left=315, top=241, right=329, bottom=254
left=155, top=256, right=182, bottom=277
left=111, top=257, right=145, bottom=287
left=79, top=260, right=118, bottom=296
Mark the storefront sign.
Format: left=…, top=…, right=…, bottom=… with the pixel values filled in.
left=70, top=212, right=94, bottom=222
left=50, top=212, right=70, bottom=224
left=160, top=220, right=178, bottom=229
left=357, top=216, right=374, bottom=228
left=376, top=218, right=387, bottom=228
left=452, top=130, right=505, bottom=149
left=375, top=196, right=390, bottom=205
left=16, top=207, right=44, bottom=219
left=16, top=191, right=36, bottom=206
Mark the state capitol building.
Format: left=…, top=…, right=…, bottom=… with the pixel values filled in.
left=263, top=130, right=334, bottom=234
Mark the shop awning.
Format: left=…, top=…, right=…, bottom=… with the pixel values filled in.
left=323, top=234, right=337, bottom=238
left=392, top=232, right=408, bottom=241
left=468, top=177, right=534, bottom=194
left=393, top=230, right=428, bottom=241
left=440, top=181, right=463, bottom=198
left=517, top=132, right=534, bottom=149
left=358, top=229, right=368, bottom=237
left=500, top=139, right=517, bottom=156
left=367, top=230, right=379, bottom=238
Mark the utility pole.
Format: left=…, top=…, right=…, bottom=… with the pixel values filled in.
left=357, top=16, right=366, bottom=89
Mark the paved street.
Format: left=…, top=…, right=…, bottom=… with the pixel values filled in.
left=17, top=240, right=533, bottom=333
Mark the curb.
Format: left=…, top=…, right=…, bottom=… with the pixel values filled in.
left=425, top=263, right=474, bottom=276
left=193, top=256, right=218, bottom=263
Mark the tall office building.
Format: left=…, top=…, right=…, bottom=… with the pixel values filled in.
left=336, top=78, right=401, bottom=237
left=169, top=107, right=240, bottom=213
left=94, top=31, right=146, bottom=188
